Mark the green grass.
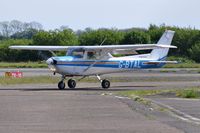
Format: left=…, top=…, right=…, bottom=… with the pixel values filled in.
left=117, top=88, right=200, bottom=99
left=0, top=76, right=102, bottom=85
left=0, top=62, right=47, bottom=68
left=176, top=89, right=200, bottom=98
left=118, top=90, right=163, bottom=97
left=164, top=56, right=200, bottom=68
left=0, top=76, right=59, bottom=85
left=0, top=75, right=199, bottom=86
left=164, top=63, right=200, bottom=68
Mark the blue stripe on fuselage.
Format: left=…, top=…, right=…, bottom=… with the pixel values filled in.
left=55, top=60, right=165, bottom=69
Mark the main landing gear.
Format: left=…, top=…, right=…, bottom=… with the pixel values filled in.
left=58, top=79, right=76, bottom=90
left=57, top=75, right=110, bottom=90
left=68, top=79, right=76, bottom=89
left=58, top=76, right=76, bottom=90
left=101, top=79, right=110, bottom=89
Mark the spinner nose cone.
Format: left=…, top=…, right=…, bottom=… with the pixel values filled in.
left=46, top=58, right=57, bottom=65
left=46, top=58, right=53, bottom=65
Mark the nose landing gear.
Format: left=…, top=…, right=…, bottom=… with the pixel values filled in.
left=58, top=75, right=66, bottom=90
left=58, top=81, right=65, bottom=90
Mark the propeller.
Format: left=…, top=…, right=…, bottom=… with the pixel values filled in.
left=38, top=51, right=51, bottom=61
left=37, top=51, right=57, bottom=65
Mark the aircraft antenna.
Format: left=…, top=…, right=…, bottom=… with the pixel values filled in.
left=100, top=38, right=107, bottom=46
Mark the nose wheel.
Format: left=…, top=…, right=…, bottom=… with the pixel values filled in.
left=58, top=81, right=65, bottom=90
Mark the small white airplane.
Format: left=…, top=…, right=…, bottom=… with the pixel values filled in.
left=10, top=30, right=177, bottom=90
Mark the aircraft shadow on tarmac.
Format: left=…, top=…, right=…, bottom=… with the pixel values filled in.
left=0, top=85, right=156, bottom=91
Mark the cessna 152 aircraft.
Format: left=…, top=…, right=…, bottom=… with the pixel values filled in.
left=10, top=30, right=177, bottom=90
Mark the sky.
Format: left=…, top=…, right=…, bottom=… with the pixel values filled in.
left=1, top=0, right=200, bottom=30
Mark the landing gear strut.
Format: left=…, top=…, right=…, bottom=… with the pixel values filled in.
left=96, top=75, right=110, bottom=89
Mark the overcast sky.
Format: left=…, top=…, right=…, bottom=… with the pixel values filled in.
left=1, top=0, right=200, bottom=30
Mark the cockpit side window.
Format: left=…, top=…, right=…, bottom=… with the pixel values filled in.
left=87, top=50, right=102, bottom=60
left=87, top=51, right=96, bottom=59
left=67, top=48, right=85, bottom=59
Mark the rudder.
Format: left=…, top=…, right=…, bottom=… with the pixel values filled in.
left=150, top=30, right=175, bottom=60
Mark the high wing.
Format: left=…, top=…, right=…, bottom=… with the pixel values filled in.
left=9, top=44, right=177, bottom=51
left=9, top=46, right=70, bottom=51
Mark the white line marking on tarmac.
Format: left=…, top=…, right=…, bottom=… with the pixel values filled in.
left=115, top=96, right=131, bottom=99
left=150, top=99, right=200, bottom=125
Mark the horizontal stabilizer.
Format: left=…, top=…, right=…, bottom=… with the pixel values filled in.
left=143, top=61, right=178, bottom=65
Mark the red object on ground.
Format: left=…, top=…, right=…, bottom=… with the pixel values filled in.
left=5, top=71, right=23, bottom=78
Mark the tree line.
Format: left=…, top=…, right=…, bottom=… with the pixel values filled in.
left=1, top=20, right=200, bottom=62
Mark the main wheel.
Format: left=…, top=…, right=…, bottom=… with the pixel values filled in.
left=58, top=81, right=65, bottom=90
left=101, top=79, right=110, bottom=89
left=68, top=79, right=76, bottom=89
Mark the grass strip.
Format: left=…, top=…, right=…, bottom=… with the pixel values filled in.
left=176, top=89, right=200, bottom=98
left=0, top=62, right=47, bottom=68
left=0, top=76, right=59, bottom=85
left=164, top=63, right=200, bottom=68
left=117, top=88, right=200, bottom=99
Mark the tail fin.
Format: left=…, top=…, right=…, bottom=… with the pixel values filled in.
left=150, top=30, right=175, bottom=60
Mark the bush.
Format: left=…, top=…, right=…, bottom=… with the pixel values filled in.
left=122, top=30, right=151, bottom=44
left=176, top=90, right=200, bottom=98
left=79, top=29, right=124, bottom=45
left=189, top=42, right=200, bottom=62
left=0, top=39, right=41, bottom=62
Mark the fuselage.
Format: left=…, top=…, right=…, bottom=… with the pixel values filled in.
left=46, top=55, right=165, bottom=76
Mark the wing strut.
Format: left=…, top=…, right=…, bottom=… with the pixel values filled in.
left=100, top=38, right=107, bottom=46
left=49, top=50, right=57, bottom=56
